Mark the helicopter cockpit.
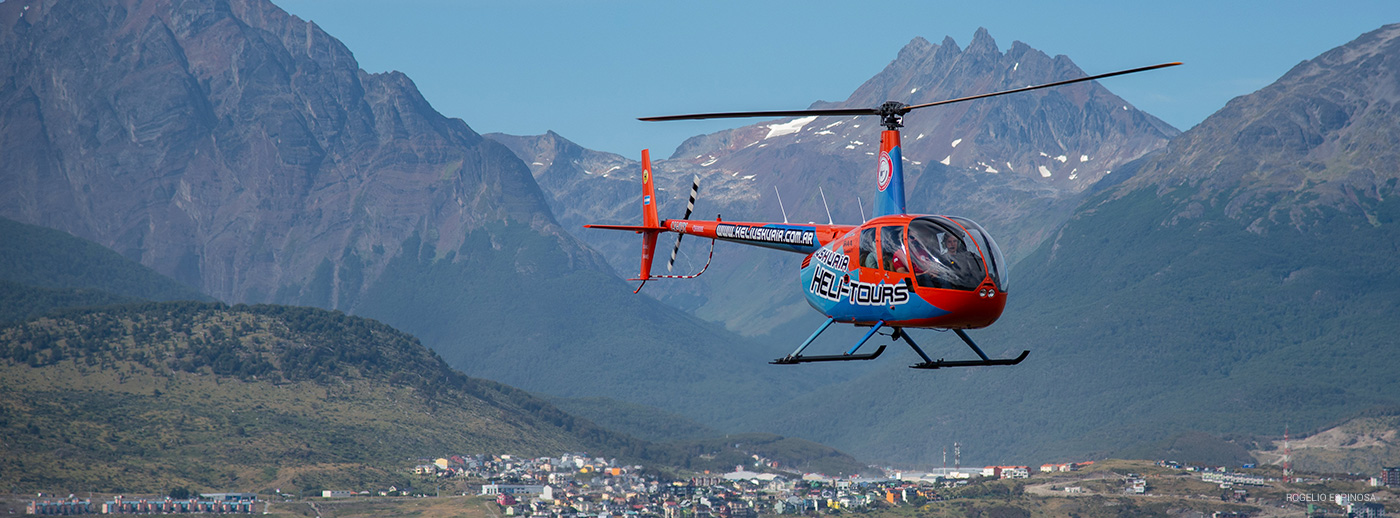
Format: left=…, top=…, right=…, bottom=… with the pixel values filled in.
left=904, top=216, right=1007, bottom=293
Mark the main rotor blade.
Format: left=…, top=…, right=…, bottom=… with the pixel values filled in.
left=640, top=107, right=877, bottom=122
left=900, top=62, right=1182, bottom=113
left=640, top=62, right=1180, bottom=123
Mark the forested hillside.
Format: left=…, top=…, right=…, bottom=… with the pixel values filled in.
left=0, top=302, right=650, bottom=492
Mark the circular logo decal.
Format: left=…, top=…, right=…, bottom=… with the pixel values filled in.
left=877, top=151, right=892, bottom=191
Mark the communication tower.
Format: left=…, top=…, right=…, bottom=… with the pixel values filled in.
left=1283, top=426, right=1292, bottom=483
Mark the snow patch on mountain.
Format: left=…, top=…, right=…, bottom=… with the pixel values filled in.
left=765, top=116, right=818, bottom=139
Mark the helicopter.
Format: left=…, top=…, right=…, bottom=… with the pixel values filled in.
left=587, top=62, right=1180, bottom=369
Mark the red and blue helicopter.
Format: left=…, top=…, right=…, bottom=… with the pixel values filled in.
left=588, top=62, right=1180, bottom=369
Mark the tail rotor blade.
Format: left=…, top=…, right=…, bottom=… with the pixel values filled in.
left=667, top=176, right=701, bottom=272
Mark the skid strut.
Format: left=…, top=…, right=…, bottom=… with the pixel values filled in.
left=772, top=321, right=1027, bottom=368
left=771, top=319, right=887, bottom=364
left=907, top=329, right=1029, bottom=369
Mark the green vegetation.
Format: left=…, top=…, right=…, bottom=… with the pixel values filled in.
left=751, top=185, right=1400, bottom=468
left=354, top=224, right=833, bottom=428
left=0, top=301, right=651, bottom=493
left=0, top=217, right=207, bottom=302
left=0, top=280, right=136, bottom=324
left=658, top=433, right=873, bottom=476
left=999, top=186, right=1400, bottom=453
left=0, top=216, right=211, bottom=325
left=0, top=301, right=876, bottom=493
left=1114, top=431, right=1255, bottom=467
left=544, top=395, right=720, bottom=442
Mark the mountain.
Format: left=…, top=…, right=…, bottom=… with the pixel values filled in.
left=1251, top=410, right=1400, bottom=474
left=739, top=23, right=1400, bottom=466
left=0, top=301, right=876, bottom=492
left=0, top=301, right=654, bottom=493
left=493, top=28, right=1179, bottom=335
left=543, top=395, right=722, bottom=442
left=0, top=216, right=209, bottom=323
left=0, top=0, right=834, bottom=424
left=0, top=0, right=563, bottom=304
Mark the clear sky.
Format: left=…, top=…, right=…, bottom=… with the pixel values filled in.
left=275, top=0, right=1395, bottom=159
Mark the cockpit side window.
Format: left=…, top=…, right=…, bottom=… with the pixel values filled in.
left=880, top=226, right=908, bottom=274
left=858, top=228, right=878, bottom=269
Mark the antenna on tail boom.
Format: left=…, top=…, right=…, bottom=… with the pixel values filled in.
left=819, top=187, right=834, bottom=225
left=774, top=186, right=789, bottom=224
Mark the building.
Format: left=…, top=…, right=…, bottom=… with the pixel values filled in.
left=26, top=498, right=93, bottom=515
left=100, top=494, right=256, bottom=514
left=322, top=490, right=353, bottom=498
left=1001, top=466, right=1030, bottom=479
left=981, top=466, right=1029, bottom=479
left=1348, top=502, right=1386, bottom=518
left=482, top=484, right=547, bottom=496
left=1382, top=467, right=1400, bottom=488
left=1202, top=472, right=1270, bottom=487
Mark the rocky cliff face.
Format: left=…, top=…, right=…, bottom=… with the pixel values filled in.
left=0, top=0, right=586, bottom=306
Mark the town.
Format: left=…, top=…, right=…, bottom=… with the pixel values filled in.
left=22, top=455, right=1399, bottom=517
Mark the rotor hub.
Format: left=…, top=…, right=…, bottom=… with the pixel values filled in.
left=878, top=101, right=907, bottom=130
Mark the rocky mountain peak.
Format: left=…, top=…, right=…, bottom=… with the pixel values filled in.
left=897, top=36, right=935, bottom=62
left=966, top=26, right=999, bottom=55
left=0, top=0, right=582, bottom=305
left=940, top=35, right=960, bottom=53
left=1108, top=23, right=1400, bottom=232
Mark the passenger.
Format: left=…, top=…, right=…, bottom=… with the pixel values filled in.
left=859, top=229, right=879, bottom=269
left=909, top=238, right=937, bottom=275
left=908, top=226, right=948, bottom=287
left=889, top=245, right=910, bottom=273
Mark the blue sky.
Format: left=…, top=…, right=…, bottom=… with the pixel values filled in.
left=276, top=0, right=1395, bottom=159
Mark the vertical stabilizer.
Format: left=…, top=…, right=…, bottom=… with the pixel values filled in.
left=638, top=150, right=661, bottom=279
left=641, top=149, right=660, bottom=228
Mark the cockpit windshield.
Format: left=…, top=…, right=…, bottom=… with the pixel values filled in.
left=907, top=215, right=1008, bottom=291
left=948, top=216, right=1008, bottom=292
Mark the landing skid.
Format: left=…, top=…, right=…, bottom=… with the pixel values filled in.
left=771, top=318, right=888, bottom=364
left=771, top=319, right=1028, bottom=369
left=770, top=345, right=886, bottom=364
left=905, top=329, right=1029, bottom=369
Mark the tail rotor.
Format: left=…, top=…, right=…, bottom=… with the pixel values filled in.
left=666, top=176, right=700, bottom=272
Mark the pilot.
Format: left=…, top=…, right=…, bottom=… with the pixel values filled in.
left=940, top=233, right=979, bottom=284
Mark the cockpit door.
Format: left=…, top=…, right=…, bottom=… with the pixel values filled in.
left=906, top=217, right=988, bottom=291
